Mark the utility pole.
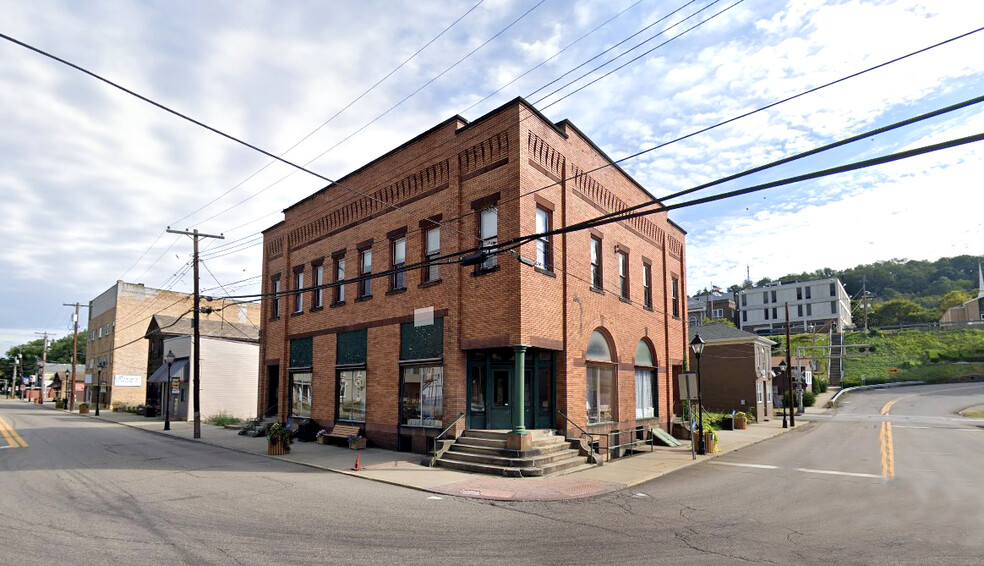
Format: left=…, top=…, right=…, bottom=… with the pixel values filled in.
left=62, top=303, right=88, bottom=411
left=785, top=303, right=794, bottom=427
left=167, top=227, right=224, bottom=439
left=34, top=332, right=51, bottom=404
left=861, top=277, right=869, bottom=332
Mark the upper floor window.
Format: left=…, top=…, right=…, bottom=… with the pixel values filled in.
left=671, top=277, right=680, bottom=317
left=741, top=294, right=747, bottom=307
left=359, top=248, right=372, bottom=298
left=271, top=276, right=281, bottom=319
left=423, top=226, right=441, bottom=283
left=590, top=236, right=603, bottom=289
left=535, top=206, right=553, bottom=271
left=829, top=282, right=836, bottom=296
left=762, top=291, right=768, bottom=303
left=806, top=303, right=813, bottom=316
left=618, top=251, right=629, bottom=300
left=770, top=290, right=777, bottom=303
left=478, top=207, right=498, bottom=271
left=797, top=287, right=803, bottom=300
left=805, top=287, right=812, bottom=299
left=312, top=264, right=324, bottom=309
left=334, top=255, right=346, bottom=304
left=642, top=263, right=652, bottom=309
left=391, top=237, right=406, bottom=291
left=293, top=270, right=304, bottom=313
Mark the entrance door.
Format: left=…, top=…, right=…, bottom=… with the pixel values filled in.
left=487, top=367, right=512, bottom=429
left=265, top=365, right=279, bottom=417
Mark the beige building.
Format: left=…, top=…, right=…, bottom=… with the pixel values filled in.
left=84, top=280, right=261, bottom=409
left=940, top=263, right=984, bottom=326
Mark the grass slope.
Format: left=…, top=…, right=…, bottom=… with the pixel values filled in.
left=841, top=328, right=984, bottom=386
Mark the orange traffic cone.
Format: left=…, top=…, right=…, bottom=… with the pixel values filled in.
left=351, top=454, right=363, bottom=471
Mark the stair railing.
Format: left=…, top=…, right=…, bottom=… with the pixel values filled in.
left=557, top=409, right=602, bottom=459
left=432, top=412, right=466, bottom=459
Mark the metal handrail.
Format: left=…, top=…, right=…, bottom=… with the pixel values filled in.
left=432, top=412, right=466, bottom=457
left=556, top=409, right=601, bottom=456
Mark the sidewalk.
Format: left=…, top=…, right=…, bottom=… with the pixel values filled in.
left=49, top=404, right=800, bottom=501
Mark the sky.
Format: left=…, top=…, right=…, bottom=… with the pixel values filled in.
left=1, top=0, right=982, bottom=355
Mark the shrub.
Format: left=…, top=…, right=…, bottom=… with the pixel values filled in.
left=205, top=411, right=242, bottom=427
left=802, top=391, right=816, bottom=407
left=812, top=377, right=828, bottom=394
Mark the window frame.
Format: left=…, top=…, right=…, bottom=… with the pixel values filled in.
left=390, top=234, right=407, bottom=291
left=312, top=262, right=324, bottom=310
left=270, top=275, right=281, bottom=319
left=333, top=253, right=346, bottom=305
left=358, top=245, right=372, bottom=299
left=336, top=368, right=367, bottom=423
left=422, top=224, right=441, bottom=283
left=293, top=269, right=304, bottom=313
left=590, top=235, right=603, bottom=290
left=618, top=250, right=629, bottom=300
left=671, top=277, right=680, bottom=318
left=642, top=261, right=652, bottom=309
left=400, top=364, right=445, bottom=428
left=477, top=207, right=498, bottom=272
left=535, top=206, right=553, bottom=272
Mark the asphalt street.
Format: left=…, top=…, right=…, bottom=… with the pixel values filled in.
left=2, top=383, right=983, bottom=565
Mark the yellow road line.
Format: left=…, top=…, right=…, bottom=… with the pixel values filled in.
left=880, top=398, right=900, bottom=415
left=0, top=415, right=28, bottom=448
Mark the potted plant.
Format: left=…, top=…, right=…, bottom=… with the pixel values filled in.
left=704, top=429, right=719, bottom=454
left=347, top=434, right=366, bottom=450
left=315, top=429, right=330, bottom=445
left=112, top=401, right=126, bottom=413
left=734, top=412, right=747, bottom=430
left=267, top=422, right=292, bottom=455
left=78, top=403, right=90, bottom=414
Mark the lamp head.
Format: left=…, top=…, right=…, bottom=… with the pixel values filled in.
left=778, top=360, right=787, bottom=371
left=689, top=333, right=705, bottom=356
left=164, top=350, right=175, bottom=365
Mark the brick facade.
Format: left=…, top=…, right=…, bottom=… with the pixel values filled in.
left=260, top=98, right=688, bottom=452
left=84, top=281, right=262, bottom=409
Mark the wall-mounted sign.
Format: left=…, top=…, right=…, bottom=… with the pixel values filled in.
left=84, top=373, right=92, bottom=384
left=114, top=375, right=142, bottom=387
left=677, top=372, right=698, bottom=400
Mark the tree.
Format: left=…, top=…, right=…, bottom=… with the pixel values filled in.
left=1, top=332, right=86, bottom=379
left=868, top=299, right=934, bottom=327
left=705, top=317, right=736, bottom=328
left=939, top=290, right=972, bottom=312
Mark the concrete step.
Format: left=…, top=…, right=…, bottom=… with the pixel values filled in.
left=437, top=452, right=588, bottom=477
left=445, top=447, right=583, bottom=468
left=449, top=440, right=570, bottom=458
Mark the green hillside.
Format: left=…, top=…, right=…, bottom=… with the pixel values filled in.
left=841, top=328, right=984, bottom=386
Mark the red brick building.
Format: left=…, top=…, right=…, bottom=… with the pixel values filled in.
left=259, top=98, right=688, bottom=453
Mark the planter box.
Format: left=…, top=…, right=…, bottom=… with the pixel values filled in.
left=267, top=443, right=290, bottom=455
left=348, top=437, right=366, bottom=450
left=78, top=406, right=90, bottom=414
left=316, top=436, right=331, bottom=445
left=704, top=432, right=717, bottom=454
left=734, top=416, right=747, bottom=430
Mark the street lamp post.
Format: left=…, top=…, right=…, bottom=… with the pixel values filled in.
left=779, top=360, right=788, bottom=428
left=163, top=350, right=175, bottom=431
left=690, top=333, right=706, bottom=455
left=95, top=361, right=106, bottom=416
left=13, top=354, right=21, bottom=400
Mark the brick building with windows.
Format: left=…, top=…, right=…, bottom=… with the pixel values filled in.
left=259, top=98, right=688, bottom=454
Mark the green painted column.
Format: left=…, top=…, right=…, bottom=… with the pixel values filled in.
left=511, top=345, right=528, bottom=434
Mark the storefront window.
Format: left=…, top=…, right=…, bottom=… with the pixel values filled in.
left=291, top=372, right=312, bottom=418
left=587, top=366, right=614, bottom=424
left=401, top=366, right=444, bottom=427
left=470, top=365, right=485, bottom=413
left=338, top=369, right=366, bottom=422
left=635, top=340, right=656, bottom=419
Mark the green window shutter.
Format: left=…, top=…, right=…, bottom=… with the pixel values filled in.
left=289, top=337, right=313, bottom=369
left=400, top=317, right=443, bottom=361
left=337, top=329, right=368, bottom=366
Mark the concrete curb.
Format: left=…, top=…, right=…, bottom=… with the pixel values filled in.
left=830, top=381, right=928, bottom=404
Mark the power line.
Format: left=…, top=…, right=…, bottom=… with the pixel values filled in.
left=168, top=0, right=487, bottom=229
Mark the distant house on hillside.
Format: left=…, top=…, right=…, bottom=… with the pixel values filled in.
left=940, top=263, right=984, bottom=325
left=688, top=292, right=737, bottom=328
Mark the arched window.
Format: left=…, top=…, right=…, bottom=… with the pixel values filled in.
left=635, top=340, right=657, bottom=419
left=586, top=330, right=615, bottom=424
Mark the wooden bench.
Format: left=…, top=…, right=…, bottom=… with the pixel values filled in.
left=324, top=424, right=362, bottom=444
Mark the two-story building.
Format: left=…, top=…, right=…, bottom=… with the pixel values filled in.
left=688, top=292, right=737, bottom=327
left=259, top=97, right=688, bottom=454
left=738, top=278, right=852, bottom=335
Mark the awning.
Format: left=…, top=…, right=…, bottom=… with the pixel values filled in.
left=148, top=359, right=188, bottom=383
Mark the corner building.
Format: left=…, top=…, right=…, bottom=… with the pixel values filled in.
left=260, top=98, right=688, bottom=453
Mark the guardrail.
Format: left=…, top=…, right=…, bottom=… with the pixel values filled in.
left=830, top=381, right=928, bottom=404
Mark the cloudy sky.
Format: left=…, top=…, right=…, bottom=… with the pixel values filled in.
left=1, top=0, right=982, bottom=355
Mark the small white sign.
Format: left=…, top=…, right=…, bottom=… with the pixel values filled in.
left=84, top=373, right=92, bottom=384
left=677, top=372, right=698, bottom=400
left=414, top=306, right=434, bottom=327
left=114, top=374, right=142, bottom=387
